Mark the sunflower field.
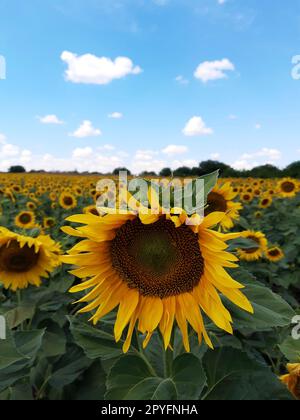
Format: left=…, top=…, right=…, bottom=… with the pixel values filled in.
left=0, top=172, right=299, bottom=401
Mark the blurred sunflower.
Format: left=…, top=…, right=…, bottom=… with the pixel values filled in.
left=43, top=217, right=56, bottom=229
left=59, top=192, right=77, bottom=210
left=62, top=192, right=253, bottom=353
left=205, top=182, right=243, bottom=231
left=0, top=227, right=61, bottom=291
left=259, top=195, right=272, bottom=209
left=238, top=230, right=268, bottom=262
left=277, top=178, right=298, bottom=198
left=241, top=192, right=253, bottom=203
left=265, top=246, right=284, bottom=262
left=281, top=364, right=300, bottom=400
left=15, top=211, right=36, bottom=230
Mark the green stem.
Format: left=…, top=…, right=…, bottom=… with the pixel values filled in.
left=134, top=328, right=158, bottom=378
left=16, top=290, right=24, bottom=331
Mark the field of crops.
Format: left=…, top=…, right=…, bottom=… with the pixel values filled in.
left=0, top=172, right=299, bottom=401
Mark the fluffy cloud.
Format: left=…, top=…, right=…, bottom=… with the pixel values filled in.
left=38, top=115, right=64, bottom=125
left=183, top=116, right=213, bottom=137
left=171, top=159, right=198, bottom=168
left=210, top=153, right=221, bottom=160
left=72, top=147, right=93, bottom=158
left=61, top=51, right=142, bottom=85
left=108, top=112, right=123, bottom=119
left=194, top=59, right=235, bottom=83
left=162, top=145, right=188, bottom=155
left=69, top=120, right=102, bottom=138
left=232, top=148, right=282, bottom=170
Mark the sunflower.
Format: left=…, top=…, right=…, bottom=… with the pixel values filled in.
left=15, top=211, right=36, bottom=230
left=259, top=195, right=272, bottom=209
left=43, top=217, right=56, bottom=229
left=205, top=182, right=243, bottom=231
left=26, top=201, right=37, bottom=211
left=0, top=227, right=61, bottom=291
left=254, top=211, right=263, bottom=219
left=265, top=246, right=284, bottom=262
left=277, top=178, right=298, bottom=198
left=281, top=364, right=300, bottom=400
left=241, top=192, right=253, bottom=203
left=59, top=192, right=77, bottom=210
left=238, top=230, right=268, bottom=262
left=62, top=195, right=253, bottom=353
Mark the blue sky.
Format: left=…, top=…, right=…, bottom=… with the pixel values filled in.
left=0, top=0, right=300, bottom=173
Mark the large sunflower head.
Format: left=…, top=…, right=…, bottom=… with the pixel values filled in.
left=277, top=178, right=298, bottom=198
left=15, top=211, right=36, bottom=230
left=281, top=364, right=300, bottom=400
left=0, top=227, right=61, bottom=291
left=62, top=191, right=253, bottom=353
left=238, top=230, right=268, bottom=262
left=205, top=182, right=243, bottom=231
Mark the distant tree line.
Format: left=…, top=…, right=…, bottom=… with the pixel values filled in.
left=7, top=160, right=300, bottom=178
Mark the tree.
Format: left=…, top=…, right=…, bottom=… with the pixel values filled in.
left=139, top=171, right=157, bottom=177
left=284, top=161, right=300, bottom=178
left=8, top=165, right=26, bottom=173
left=248, top=164, right=282, bottom=179
left=159, top=168, right=172, bottom=177
left=198, top=160, right=230, bottom=176
left=112, top=167, right=132, bottom=176
left=173, top=166, right=192, bottom=177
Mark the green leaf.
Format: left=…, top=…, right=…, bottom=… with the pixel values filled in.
left=202, top=348, right=292, bottom=400
left=106, top=353, right=206, bottom=401
left=68, top=316, right=123, bottom=360
left=5, top=305, right=35, bottom=329
left=279, top=336, right=300, bottom=363
left=49, top=346, right=91, bottom=389
left=227, top=279, right=295, bottom=332
left=0, top=328, right=25, bottom=370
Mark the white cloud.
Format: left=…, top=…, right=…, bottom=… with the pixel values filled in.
left=69, top=120, right=102, bottom=138
left=1, top=143, right=20, bottom=157
left=232, top=148, right=282, bottom=170
left=218, top=0, right=226, bottom=4
left=162, top=145, right=188, bottom=155
left=175, top=75, right=189, bottom=85
left=98, top=144, right=116, bottom=151
left=38, top=114, right=64, bottom=125
left=183, top=116, right=213, bottom=137
left=172, top=159, right=198, bottom=168
left=108, top=112, right=123, bottom=119
left=194, top=59, right=235, bottom=83
left=229, top=114, right=238, bottom=120
left=72, top=147, right=93, bottom=158
left=134, top=150, right=158, bottom=161
left=61, top=51, right=142, bottom=85
left=210, top=153, right=221, bottom=160
left=255, top=123, right=262, bottom=130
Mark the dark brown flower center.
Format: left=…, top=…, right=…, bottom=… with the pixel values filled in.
left=268, top=248, right=280, bottom=257
left=0, top=241, right=39, bottom=273
left=63, top=196, right=73, bottom=206
left=281, top=182, right=295, bottom=193
left=205, top=192, right=227, bottom=215
left=19, top=213, right=32, bottom=224
left=111, top=218, right=204, bottom=299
